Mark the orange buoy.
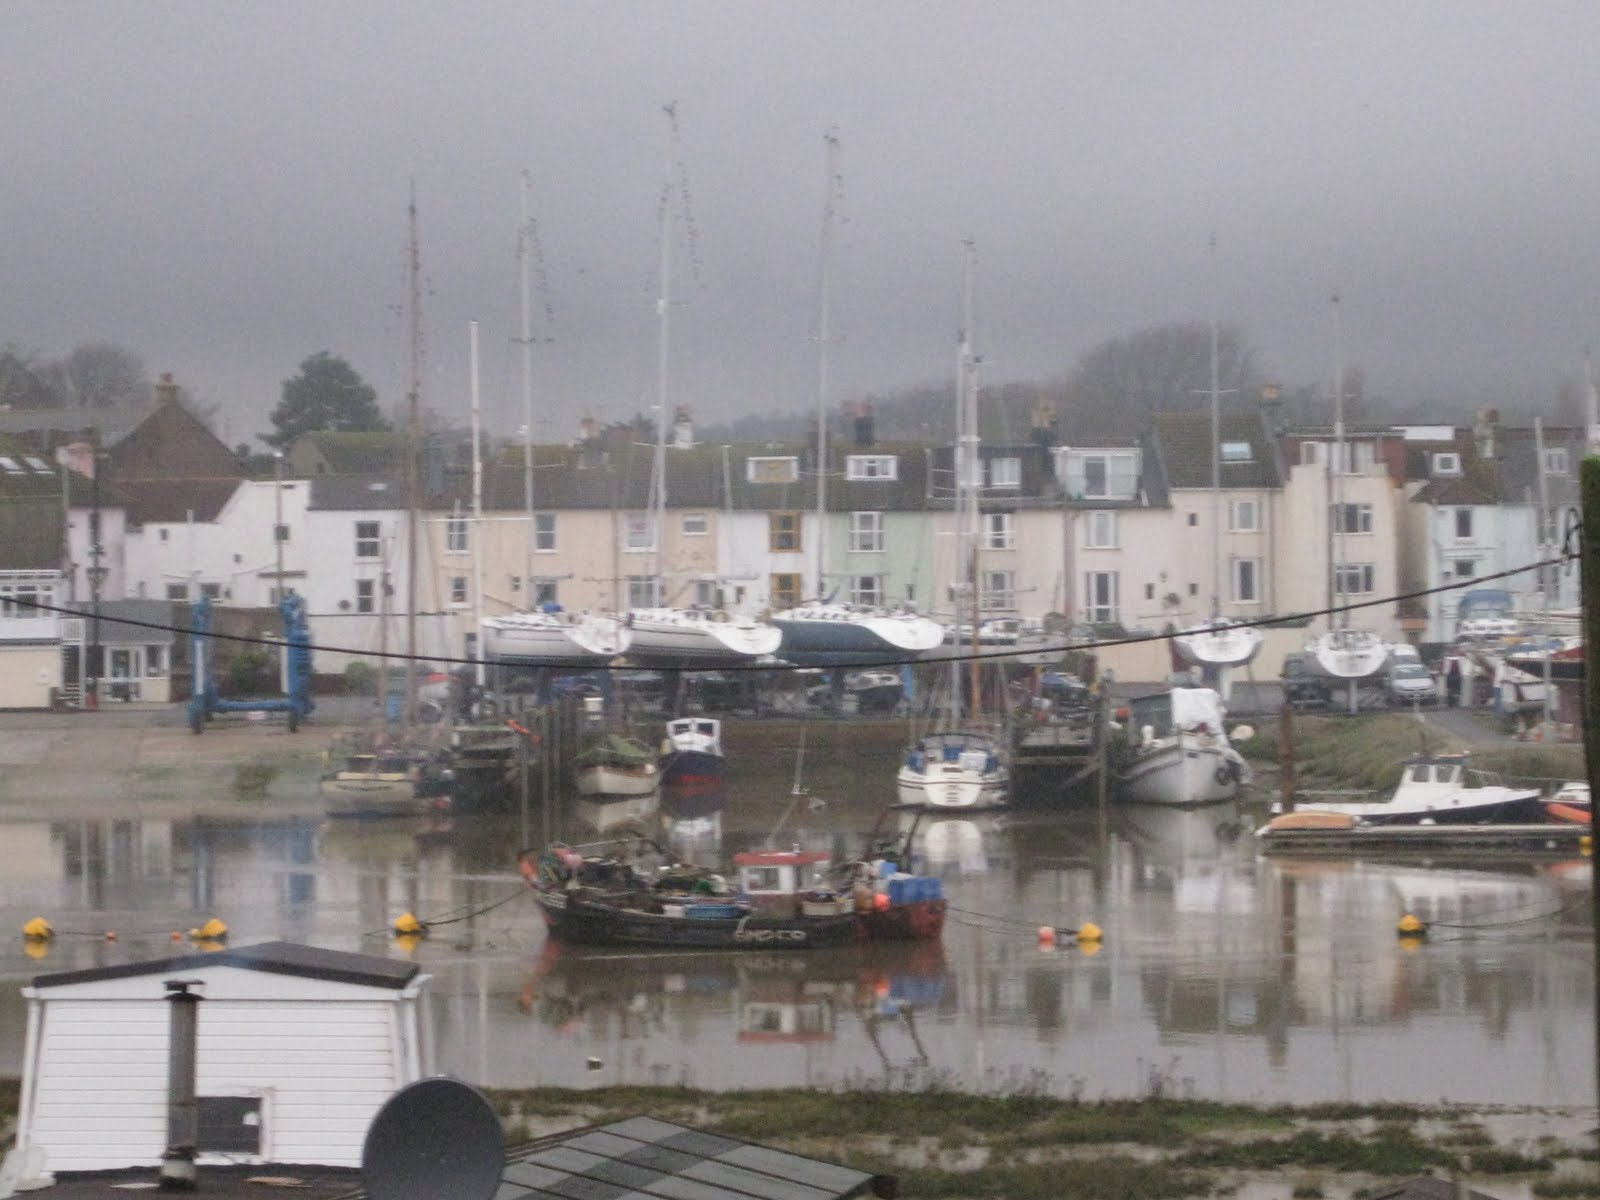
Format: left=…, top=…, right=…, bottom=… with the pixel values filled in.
left=1038, top=925, right=1057, bottom=947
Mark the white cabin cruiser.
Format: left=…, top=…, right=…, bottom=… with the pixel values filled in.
left=1258, top=753, right=1545, bottom=832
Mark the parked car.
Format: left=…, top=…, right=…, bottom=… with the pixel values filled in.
left=1280, top=652, right=1332, bottom=709
left=1385, top=662, right=1439, bottom=706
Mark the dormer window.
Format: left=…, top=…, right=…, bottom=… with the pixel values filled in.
left=1057, top=448, right=1141, bottom=501
left=1219, top=441, right=1252, bottom=463
left=987, top=456, right=1021, bottom=489
left=846, top=454, right=898, bottom=481
left=746, top=456, right=799, bottom=484
left=1432, top=452, right=1461, bottom=477
left=1543, top=448, right=1570, bottom=476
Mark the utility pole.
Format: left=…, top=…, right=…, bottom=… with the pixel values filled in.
left=88, top=440, right=104, bottom=710
left=1580, top=453, right=1600, bottom=1132
left=273, top=451, right=286, bottom=602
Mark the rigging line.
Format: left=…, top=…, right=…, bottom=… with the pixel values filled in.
left=359, top=885, right=533, bottom=938
left=14, top=548, right=1572, bottom=673
left=1422, top=892, right=1592, bottom=932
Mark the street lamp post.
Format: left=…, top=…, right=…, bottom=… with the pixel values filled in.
left=273, top=451, right=286, bottom=602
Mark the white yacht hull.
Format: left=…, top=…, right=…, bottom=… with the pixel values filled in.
left=1309, top=629, right=1390, bottom=679
left=1119, top=737, right=1247, bottom=806
left=575, top=762, right=660, bottom=797
left=895, top=766, right=1010, bottom=811
left=626, top=609, right=783, bottom=666
left=482, top=612, right=630, bottom=666
left=1175, top=621, right=1264, bottom=668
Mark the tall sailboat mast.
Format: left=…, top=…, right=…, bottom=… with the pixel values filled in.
left=519, top=171, right=537, bottom=602
left=1207, top=234, right=1222, bottom=619
left=1330, top=291, right=1346, bottom=631
left=813, top=130, right=838, bottom=601
left=403, top=181, right=422, bottom=727
left=957, top=240, right=981, bottom=718
left=649, top=103, right=675, bottom=600
left=470, top=320, right=486, bottom=692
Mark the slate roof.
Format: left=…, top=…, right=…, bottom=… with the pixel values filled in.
left=116, top=476, right=243, bottom=524
left=31, top=939, right=420, bottom=990
left=1149, top=410, right=1283, bottom=489
left=54, top=599, right=179, bottom=645
left=308, top=473, right=409, bottom=512
left=0, top=494, right=63, bottom=571
left=296, top=430, right=409, bottom=474
left=1495, top=425, right=1584, bottom=508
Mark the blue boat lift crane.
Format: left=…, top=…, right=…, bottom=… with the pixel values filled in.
left=186, top=594, right=315, bottom=734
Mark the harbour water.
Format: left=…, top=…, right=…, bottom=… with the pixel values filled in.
left=0, top=773, right=1591, bottom=1107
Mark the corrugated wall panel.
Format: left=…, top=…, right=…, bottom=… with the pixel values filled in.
left=24, top=996, right=411, bottom=1171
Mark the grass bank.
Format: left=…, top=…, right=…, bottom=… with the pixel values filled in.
left=1240, top=712, right=1585, bottom=794
left=477, top=1087, right=1598, bottom=1200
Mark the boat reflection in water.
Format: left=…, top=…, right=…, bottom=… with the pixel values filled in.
left=518, top=938, right=947, bottom=1080
left=897, top=809, right=1009, bottom=878
left=658, top=783, right=727, bottom=863
left=572, top=790, right=661, bottom=836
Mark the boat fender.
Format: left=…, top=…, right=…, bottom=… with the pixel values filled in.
left=1214, top=765, right=1232, bottom=786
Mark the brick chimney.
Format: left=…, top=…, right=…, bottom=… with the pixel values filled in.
left=672, top=405, right=694, bottom=449
left=853, top=400, right=875, bottom=448
left=1473, top=406, right=1498, bottom=459
left=155, top=372, right=180, bottom=406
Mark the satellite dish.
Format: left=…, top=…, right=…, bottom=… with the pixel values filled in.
left=361, top=1077, right=503, bottom=1200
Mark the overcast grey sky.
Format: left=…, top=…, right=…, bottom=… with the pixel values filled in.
left=7, top=2, right=1600, bottom=445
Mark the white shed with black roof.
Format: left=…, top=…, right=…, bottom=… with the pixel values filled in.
left=16, top=941, right=429, bottom=1173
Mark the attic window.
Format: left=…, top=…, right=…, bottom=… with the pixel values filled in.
left=846, top=454, right=898, bottom=481
left=746, top=456, right=799, bottom=484
left=1219, top=441, right=1252, bottom=463
left=1432, top=452, right=1461, bottom=477
left=1543, top=448, right=1569, bottom=476
left=0, top=457, right=21, bottom=475
left=23, top=456, right=51, bottom=474
left=987, top=456, right=1021, bottom=489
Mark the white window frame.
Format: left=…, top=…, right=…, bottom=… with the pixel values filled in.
left=1228, top=499, right=1260, bottom=533
left=1432, top=452, right=1461, bottom=477
left=850, top=574, right=885, bottom=606
left=681, top=512, right=709, bottom=536
left=845, top=454, right=898, bottom=481
left=746, top=456, right=800, bottom=484
left=983, top=512, right=1015, bottom=550
left=1453, top=507, right=1474, bottom=542
left=1332, top=502, right=1373, bottom=534
left=533, top=579, right=559, bottom=606
left=1451, top=558, right=1478, bottom=580
left=1219, top=441, right=1253, bottom=463
left=987, top=456, right=1021, bottom=490
left=848, top=511, right=884, bottom=553
left=627, top=575, right=659, bottom=607
left=534, top=512, right=556, bottom=552
left=1085, top=510, right=1118, bottom=549
left=623, top=513, right=654, bottom=553
left=1543, top=448, right=1570, bottom=476
left=1083, top=570, right=1118, bottom=624
left=693, top=578, right=717, bottom=606
left=355, top=579, right=375, bottom=614
left=446, top=515, right=469, bottom=554
left=449, top=576, right=468, bottom=606
left=981, top=569, right=1015, bottom=611
left=1231, top=557, right=1261, bottom=604
left=1333, top=563, right=1376, bottom=596
left=354, top=520, right=380, bottom=559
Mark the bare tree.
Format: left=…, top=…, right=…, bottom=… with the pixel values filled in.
left=1061, top=321, right=1260, bottom=422
left=0, top=346, right=64, bottom=409
left=63, top=342, right=151, bottom=408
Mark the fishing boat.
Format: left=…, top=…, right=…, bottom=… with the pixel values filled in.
left=573, top=733, right=660, bottom=797
left=1256, top=751, right=1545, bottom=832
left=518, top=834, right=946, bottom=950
left=319, top=736, right=452, bottom=818
left=1115, top=687, right=1250, bottom=806
left=480, top=608, right=631, bottom=668
left=659, top=716, right=725, bottom=789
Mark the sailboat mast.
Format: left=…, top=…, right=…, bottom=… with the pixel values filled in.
left=813, top=131, right=838, bottom=602
left=1331, top=291, right=1346, bottom=630
left=470, top=320, right=486, bottom=692
left=404, top=181, right=422, bottom=727
left=519, top=171, right=536, bottom=603
left=958, top=240, right=982, bottom=718
left=1208, top=234, right=1221, bottom=619
left=650, top=103, right=675, bottom=601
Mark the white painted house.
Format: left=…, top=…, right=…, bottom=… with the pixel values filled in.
left=17, top=941, right=429, bottom=1171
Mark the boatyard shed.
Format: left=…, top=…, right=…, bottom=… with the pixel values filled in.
left=16, top=941, right=429, bottom=1172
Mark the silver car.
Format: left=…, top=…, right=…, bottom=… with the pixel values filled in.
left=1386, top=663, right=1439, bottom=706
